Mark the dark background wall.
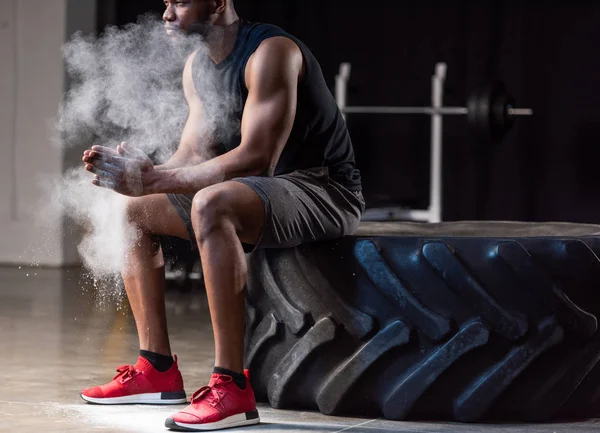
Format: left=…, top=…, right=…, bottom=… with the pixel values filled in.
left=99, top=0, right=600, bottom=224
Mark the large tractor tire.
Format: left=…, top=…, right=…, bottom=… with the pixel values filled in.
left=243, top=221, right=600, bottom=422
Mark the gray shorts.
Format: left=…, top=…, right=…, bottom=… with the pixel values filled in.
left=166, top=167, right=365, bottom=252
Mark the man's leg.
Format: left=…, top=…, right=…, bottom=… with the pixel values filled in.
left=122, top=193, right=191, bottom=356
left=166, top=172, right=362, bottom=430
left=163, top=182, right=262, bottom=429
left=81, top=193, right=191, bottom=405
left=190, top=182, right=264, bottom=374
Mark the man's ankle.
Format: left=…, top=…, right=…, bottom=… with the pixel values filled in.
left=213, top=367, right=247, bottom=390
left=140, top=350, right=174, bottom=372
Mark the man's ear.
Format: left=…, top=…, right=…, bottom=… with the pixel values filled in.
left=214, top=0, right=226, bottom=14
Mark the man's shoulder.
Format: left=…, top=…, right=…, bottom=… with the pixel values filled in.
left=243, top=21, right=303, bottom=62
left=245, top=37, right=303, bottom=87
left=242, top=20, right=302, bottom=47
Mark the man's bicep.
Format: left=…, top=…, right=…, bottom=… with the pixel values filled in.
left=238, top=37, right=303, bottom=173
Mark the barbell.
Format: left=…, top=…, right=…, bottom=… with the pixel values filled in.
left=340, top=80, right=532, bottom=144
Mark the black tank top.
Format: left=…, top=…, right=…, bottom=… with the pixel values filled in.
left=191, top=20, right=362, bottom=191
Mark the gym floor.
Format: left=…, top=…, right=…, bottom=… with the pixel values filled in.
left=1, top=266, right=598, bottom=433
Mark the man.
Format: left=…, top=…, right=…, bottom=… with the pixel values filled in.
left=80, top=0, right=363, bottom=430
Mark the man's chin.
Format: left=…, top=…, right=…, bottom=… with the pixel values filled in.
left=165, top=28, right=189, bottom=44
left=187, top=22, right=212, bottom=37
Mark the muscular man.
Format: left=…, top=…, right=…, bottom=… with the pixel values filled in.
left=80, top=0, right=363, bottom=430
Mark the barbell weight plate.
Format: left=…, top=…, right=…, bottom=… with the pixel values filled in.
left=467, top=83, right=492, bottom=143
left=490, top=81, right=517, bottom=143
left=467, top=81, right=518, bottom=144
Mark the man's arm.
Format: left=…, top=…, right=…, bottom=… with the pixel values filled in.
left=155, top=50, right=209, bottom=171
left=144, top=36, right=303, bottom=194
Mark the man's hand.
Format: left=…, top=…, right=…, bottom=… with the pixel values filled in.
left=82, top=142, right=154, bottom=197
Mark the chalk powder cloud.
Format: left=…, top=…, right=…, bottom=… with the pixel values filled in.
left=48, top=16, right=234, bottom=289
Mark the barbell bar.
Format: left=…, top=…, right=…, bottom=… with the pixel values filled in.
left=341, top=106, right=533, bottom=116
left=339, top=74, right=533, bottom=144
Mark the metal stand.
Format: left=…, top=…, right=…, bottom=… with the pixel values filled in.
left=335, top=62, right=448, bottom=223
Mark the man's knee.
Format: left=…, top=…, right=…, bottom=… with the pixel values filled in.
left=124, top=196, right=161, bottom=232
left=123, top=196, right=160, bottom=242
left=124, top=197, right=151, bottom=241
left=191, top=183, right=239, bottom=242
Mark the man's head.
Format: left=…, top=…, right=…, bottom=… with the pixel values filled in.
left=162, top=0, right=235, bottom=37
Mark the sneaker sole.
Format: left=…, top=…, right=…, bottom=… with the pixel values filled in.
left=80, top=391, right=187, bottom=405
left=165, top=410, right=260, bottom=431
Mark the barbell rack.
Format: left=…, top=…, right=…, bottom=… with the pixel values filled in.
left=335, top=62, right=532, bottom=222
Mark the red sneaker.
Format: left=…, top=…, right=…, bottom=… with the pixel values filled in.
left=80, top=355, right=186, bottom=405
left=165, top=370, right=259, bottom=431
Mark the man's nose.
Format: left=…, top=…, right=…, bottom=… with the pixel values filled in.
left=163, top=6, right=176, bottom=22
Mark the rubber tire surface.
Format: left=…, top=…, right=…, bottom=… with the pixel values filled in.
left=244, top=225, right=600, bottom=422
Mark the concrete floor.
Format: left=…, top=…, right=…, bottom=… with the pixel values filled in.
left=1, top=266, right=599, bottom=433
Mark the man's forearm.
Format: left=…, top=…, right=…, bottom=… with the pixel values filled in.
left=146, top=160, right=224, bottom=194
left=144, top=149, right=269, bottom=195
left=155, top=160, right=188, bottom=171
left=154, top=153, right=203, bottom=171
left=154, top=142, right=210, bottom=171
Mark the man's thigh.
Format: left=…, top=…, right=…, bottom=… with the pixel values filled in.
left=232, top=167, right=365, bottom=250
left=127, top=193, right=190, bottom=240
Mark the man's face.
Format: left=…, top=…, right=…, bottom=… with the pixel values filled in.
left=162, top=0, right=213, bottom=36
